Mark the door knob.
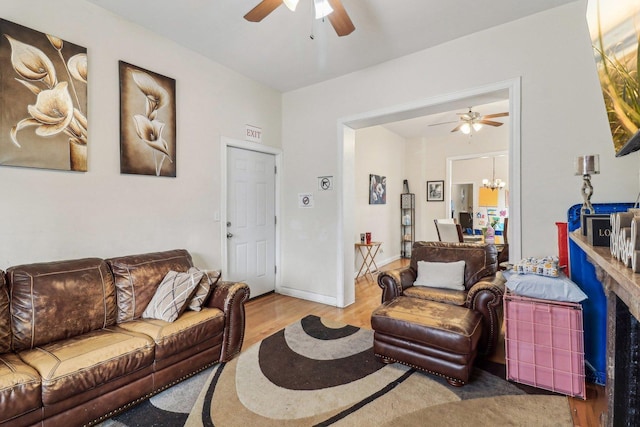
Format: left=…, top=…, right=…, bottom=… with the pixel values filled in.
left=226, top=232, right=234, bottom=239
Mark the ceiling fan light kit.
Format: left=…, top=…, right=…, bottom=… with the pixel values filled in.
left=459, top=122, right=484, bottom=135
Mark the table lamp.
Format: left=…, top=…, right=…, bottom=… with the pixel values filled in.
left=575, top=154, right=600, bottom=215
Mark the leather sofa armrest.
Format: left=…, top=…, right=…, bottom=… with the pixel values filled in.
left=377, top=267, right=417, bottom=303
left=465, top=272, right=506, bottom=356
left=206, top=280, right=250, bottom=362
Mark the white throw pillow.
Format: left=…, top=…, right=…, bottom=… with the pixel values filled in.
left=143, top=269, right=204, bottom=322
left=413, top=260, right=465, bottom=291
left=506, top=273, right=588, bottom=303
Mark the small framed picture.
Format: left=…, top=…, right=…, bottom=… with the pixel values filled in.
left=427, top=180, right=444, bottom=202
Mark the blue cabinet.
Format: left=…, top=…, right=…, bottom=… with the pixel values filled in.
left=567, top=202, right=634, bottom=384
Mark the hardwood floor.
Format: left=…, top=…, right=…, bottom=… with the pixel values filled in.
left=243, top=259, right=606, bottom=426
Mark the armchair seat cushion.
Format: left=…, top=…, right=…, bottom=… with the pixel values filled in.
left=403, top=286, right=467, bottom=306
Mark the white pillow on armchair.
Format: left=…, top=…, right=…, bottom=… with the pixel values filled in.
left=413, top=260, right=465, bottom=291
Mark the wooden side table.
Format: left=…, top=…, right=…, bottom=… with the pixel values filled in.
left=355, top=241, right=381, bottom=281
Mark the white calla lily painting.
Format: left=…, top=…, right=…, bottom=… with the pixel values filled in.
left=119, top=61, right=176, bottom=177
left=0, top=19, right=88, bottom=171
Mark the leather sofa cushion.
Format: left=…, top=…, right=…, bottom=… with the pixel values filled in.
left=0, top=271, right=10, bottom=353
left=8, top=258, right=117, bottom=352
left=117, top=308, right=224, bottom=360
left=0, top=352, right=41, bottom=423
left=106, top=249, right=194, bottom=323
left=371, top=297, right=482, bottom=355
left=18, top=327, right=154, bottom=406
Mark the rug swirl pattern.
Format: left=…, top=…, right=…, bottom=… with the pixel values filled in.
left=183, top=315, right=573, bottom=426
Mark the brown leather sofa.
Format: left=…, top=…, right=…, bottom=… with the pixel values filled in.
left=0, top=249, right=250, bottom=427
left=377, top=241, right=505, bottom=357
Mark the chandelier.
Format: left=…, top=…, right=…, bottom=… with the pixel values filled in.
left=483, top=157, right=506, bottom=191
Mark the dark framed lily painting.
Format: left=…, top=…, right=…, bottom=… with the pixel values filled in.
left=0, top=19, right=88, bottom=171
left=119, top=61, right=176, bottom=177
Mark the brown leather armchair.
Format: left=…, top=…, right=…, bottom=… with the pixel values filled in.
left=377, top=241, right=505, bottom=357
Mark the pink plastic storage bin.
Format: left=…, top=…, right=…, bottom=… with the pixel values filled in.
left=504, top=291, right=586, bottom=399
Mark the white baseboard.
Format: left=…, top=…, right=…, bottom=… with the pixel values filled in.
left=277, top=255, right=402, bottom=306
left=276, top=285, right=337, bottom=306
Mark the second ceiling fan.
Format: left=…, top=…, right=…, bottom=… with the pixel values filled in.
left=244, top=0, right=355, bottom=37
left=431, top=108, right=509, bottom=134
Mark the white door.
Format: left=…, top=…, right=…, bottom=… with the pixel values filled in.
left=226, top=146, right=276, bottom=298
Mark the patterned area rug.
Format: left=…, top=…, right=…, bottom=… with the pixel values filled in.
left=102, top=315, right=573, bottom=426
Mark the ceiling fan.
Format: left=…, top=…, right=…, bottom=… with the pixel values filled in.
left=430, top=108, right=509, bottom=134
left=244, top=0, right=355, bottom=37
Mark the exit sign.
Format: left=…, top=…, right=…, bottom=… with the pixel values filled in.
left=245, top=124, right=262, bottom=143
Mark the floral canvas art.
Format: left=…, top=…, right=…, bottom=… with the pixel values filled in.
left=119, top=61, right=176, bottom=177
left=0, top=19, right=88, bottom=171
left=369, top=174, right=386, bottom=204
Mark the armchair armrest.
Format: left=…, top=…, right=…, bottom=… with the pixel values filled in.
left=377, top=267, right=417, bottom=303
left=465, top=272, right=506, bottom=356
left=205, top=280, right=250, bottom=362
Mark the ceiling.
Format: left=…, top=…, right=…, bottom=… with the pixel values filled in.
left=86, top=0, right=576, bottom=93
left=84, top=0, right=573, bottom=138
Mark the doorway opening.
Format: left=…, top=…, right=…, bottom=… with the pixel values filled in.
left=338, top=79, right=521, bottom=308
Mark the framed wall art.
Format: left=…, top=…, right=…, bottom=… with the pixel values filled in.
left=369, top=174, right=386, bottom=204
left=119, top=61, right=176, bottom=177
left=427, top=180, right=444, bottom=202
left=0, top=18, right=88, bottom=171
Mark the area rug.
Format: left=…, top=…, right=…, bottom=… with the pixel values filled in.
left=102, top=315, right=573, bottom=426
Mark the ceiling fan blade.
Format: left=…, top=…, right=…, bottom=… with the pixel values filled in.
left=327, top=0, right=355, bottom=36
left=478, top=120, right=504, bottom=127
left=244, top=0, right=283, bottom=22
left=428, top=120, right=458, bottom=127
left=482, top=112, right=509, bottom=119
left=450, top=123, right=464, bottom=133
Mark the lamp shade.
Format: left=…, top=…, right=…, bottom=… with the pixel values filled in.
left=575, top=154, right=600, bottom=175
left=314, top=0, right=333, bottom=18
left=283, top=0, right=299, bottom=11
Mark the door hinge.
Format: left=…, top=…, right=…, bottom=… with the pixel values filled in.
left=274, top=265, right=277, bottom=274
left=274, top=165, right=277, bottom=174
left=275, top=216, right=277, bottom=225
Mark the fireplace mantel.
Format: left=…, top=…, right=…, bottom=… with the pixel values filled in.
left=570, top=231, right=640, bottom=426
left=570, top=232, right=640, bottom=321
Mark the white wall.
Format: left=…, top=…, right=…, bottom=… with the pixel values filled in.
left=405, top=123, right=510, bottom=242
left=281, top=1, right=639, bottom=306
left=0, top=0, right=282, bottom=269
left=354, top=126, right=406, bottom=268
